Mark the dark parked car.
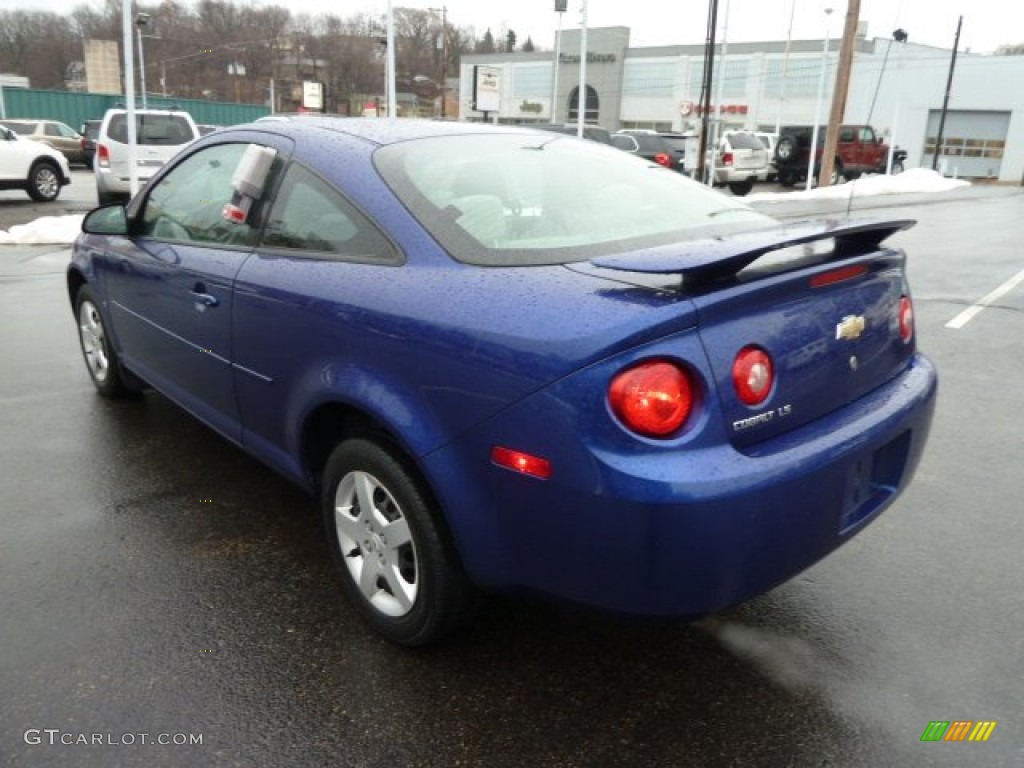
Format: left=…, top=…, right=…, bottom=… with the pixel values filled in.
left=80, top=119, right=101, bottom=169
left=610, top=132, right=678, bottom=170
left=68, top=118, right=937, bottom=645
left=774, top=124, right=907, bottom=186
left=531, top=123, right=612, bottom=144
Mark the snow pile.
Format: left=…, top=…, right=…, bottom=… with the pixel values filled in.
left=746, top=168, right=971, bottom=203
left=0, top=214, right=84, bottom=245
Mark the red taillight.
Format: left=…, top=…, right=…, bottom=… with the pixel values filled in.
left=491, top=446, right=552, bottom=479
left=97, top=144, right=110, bottom=168
left=609, top=360, right=694, bottom=438
left=722, top=152, right=734, bottom=166
left=732, top=346, right=774, bottom=406
left=654, top=152, right=672, bottom=168
left=899, top=295, right=914, bottom=343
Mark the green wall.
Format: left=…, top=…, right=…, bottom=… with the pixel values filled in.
left=0, top=88, right=270, bottom=130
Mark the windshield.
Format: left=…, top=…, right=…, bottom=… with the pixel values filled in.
left=375, top=133, right=773, bottom=266
left=0, top=122, right=32, bottom=135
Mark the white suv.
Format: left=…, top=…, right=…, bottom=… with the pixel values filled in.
left=705, top=130, right=770, bottom=196
left=95, top=108, right=199, bottom=204
left=0, top=123, right=71, bottom=202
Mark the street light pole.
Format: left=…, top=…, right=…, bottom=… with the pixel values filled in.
left=807, top=8, right=834, bottom=191
left=429, top=6, right=448, bottom=118
left=551, top=0, right=566, bottom=124
left=577, top=0, right=588, bottom=138
left=386, top=1, right=396, bottom=119
left=135, top=12, right=150, bottom=109
left=887, top=29, right=908, bottom=174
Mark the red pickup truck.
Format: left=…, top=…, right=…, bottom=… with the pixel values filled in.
left=773, top=124, right=906, bottom=186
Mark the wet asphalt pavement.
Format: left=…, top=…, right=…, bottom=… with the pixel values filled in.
left=1, top=173, right=1023, bottom=767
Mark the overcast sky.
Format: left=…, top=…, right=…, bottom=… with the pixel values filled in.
left=20, top=0, right=1022, bottom=54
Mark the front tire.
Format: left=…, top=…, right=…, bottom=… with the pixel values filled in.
left=75, top=285, right=136, bottom=397
left=27, top=161, right=61, bottom=202
left=322, top=438, right=476, bottom=646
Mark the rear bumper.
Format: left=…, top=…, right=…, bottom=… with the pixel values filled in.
left=95, top=167, right=158, bottom=196
left=426, top=354, right=937, bottom=617
left=713, top=167, right=763, bottom=184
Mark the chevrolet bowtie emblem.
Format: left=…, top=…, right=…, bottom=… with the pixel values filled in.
left=835, top=314, right=866, bottom=341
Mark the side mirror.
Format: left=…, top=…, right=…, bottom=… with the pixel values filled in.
left=82, top=204, right=129, bottom=236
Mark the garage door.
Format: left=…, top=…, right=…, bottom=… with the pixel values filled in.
left=922, top=110, right=1010, bottom=179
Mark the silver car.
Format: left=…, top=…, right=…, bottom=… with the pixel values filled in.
left=706, top=130, right=770, bottom=196
left=94, top=108, right=199, bottom=204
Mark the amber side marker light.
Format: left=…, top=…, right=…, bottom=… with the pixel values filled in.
left=491, top=446, right=552, bottom=479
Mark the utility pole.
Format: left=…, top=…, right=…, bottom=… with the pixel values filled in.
left=820, top=0, right=860, bottom=188
left=933, top=16, right=962, bottom=172
left=695, top=0, right=719, bottom=184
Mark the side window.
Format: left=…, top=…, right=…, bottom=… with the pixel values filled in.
left=58, top=123, right=79, bottom=138
left=263, top=164, right=400, bottom=264
left=45, top=123, right=61, bottom=137
left=860, top=127, right=875, bottom=143
left=839, top=128, right=855, bottom=142
left=140, top=143, right=259, bottom=247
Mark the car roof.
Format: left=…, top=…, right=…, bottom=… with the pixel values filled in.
left=231, top=117, right=552, bottom=147
left=103, top=107, right=193, bottom=116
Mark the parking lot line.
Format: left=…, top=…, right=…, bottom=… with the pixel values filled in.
left=945, top=266, right=1024, bottom=329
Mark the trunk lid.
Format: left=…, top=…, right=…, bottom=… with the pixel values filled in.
left=590, top=218, right=917, bottom=447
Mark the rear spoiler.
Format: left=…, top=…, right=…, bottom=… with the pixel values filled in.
left=590, top=218, right=915, bottom=283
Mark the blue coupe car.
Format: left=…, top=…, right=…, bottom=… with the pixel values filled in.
left=69, top=118, right=937, bottom=645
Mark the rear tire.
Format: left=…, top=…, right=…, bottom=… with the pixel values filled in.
left=96, top=189, right=122, bottom=206
left=728, top=179, right=754, bottom=196
left=26, top=161, right=61, bottom=202
left=322, top=438, right=477, bottom=646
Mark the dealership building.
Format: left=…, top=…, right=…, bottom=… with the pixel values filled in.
left=459, top=26, right=1024, bottom=182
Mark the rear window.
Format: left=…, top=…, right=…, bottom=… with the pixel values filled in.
left=634, top=135, right=669, bottom=152
left=724, top=132, right=762, bottom=150
left=374, top=133, right=773, bottom=267
left=106, top=113, right=195, bottom=146
left=659, top=137, right=688, bottom=153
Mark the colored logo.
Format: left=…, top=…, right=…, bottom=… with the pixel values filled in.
left=835, top=314, right=867, bottom=341
left=921, top=721, right=997, bottom=742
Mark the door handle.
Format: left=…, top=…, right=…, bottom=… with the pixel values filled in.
left=190, top=284, right=220, bottom=309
